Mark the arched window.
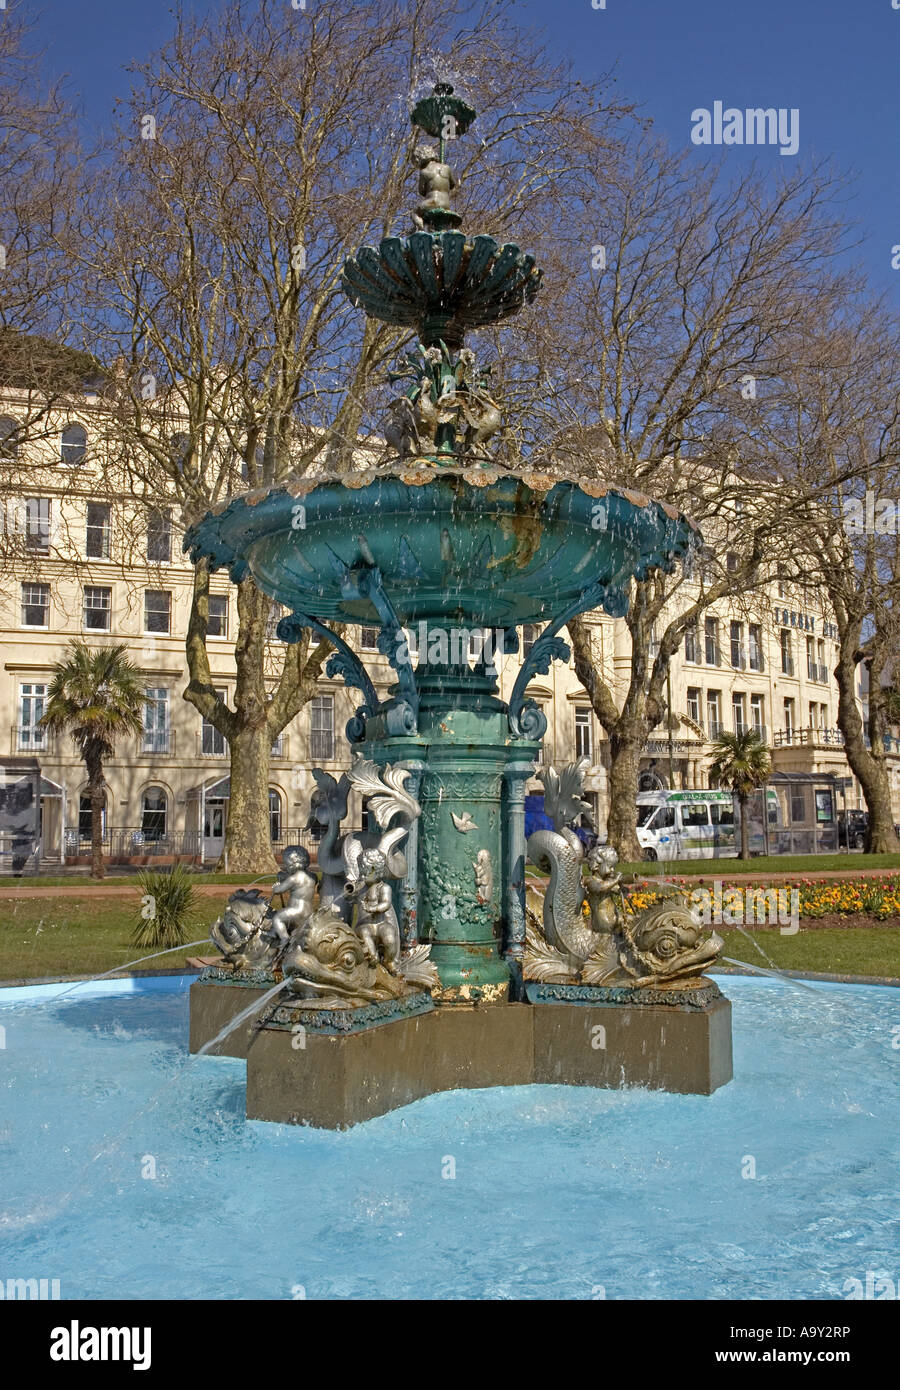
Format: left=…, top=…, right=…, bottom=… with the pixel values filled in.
left=0, top=416, right=18, bottom=459
left=269, top=788, right=282, bottom=844
left=78, top=792, right=106, bottom=841
left=60, top=423, right=87, bottom=466
left=141, top=787, right=168, bottom=841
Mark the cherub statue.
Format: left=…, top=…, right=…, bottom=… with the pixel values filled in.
left=345, top=846, right=402, bottom=974
left=584, top=844, right=626, bottom=937
left=267, top=844, right=317, bottom=945
left=412, top=144, right=458, bottom=229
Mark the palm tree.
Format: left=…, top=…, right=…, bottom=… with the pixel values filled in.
left=40, top=642, right=145, bottom=879
left=708, top=730, right=772, bottom=860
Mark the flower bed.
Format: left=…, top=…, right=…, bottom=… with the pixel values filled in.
left=620, top=876, right=900, bottom=923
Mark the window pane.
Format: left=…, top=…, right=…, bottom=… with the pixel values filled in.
left=310, top=695, right=334, bottom=761
left=147, top=509, right=172, bottom=563
left=144, top=590, right=171, bottom=634
left=207, top=595, right=228, bottom=638
left=83, top=586, right=111, bottom=630
left=21, top=582, right=49, bottom=627
left=25, top=498, right=50, bottom=551
left=141, top=788, right=167, bottom=840
left=85, top=502, right=111, bottom=558
left=60, top=423, right=87, bottom=466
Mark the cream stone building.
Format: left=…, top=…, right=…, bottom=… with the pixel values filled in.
left=1, top=390, right=898, bottom=868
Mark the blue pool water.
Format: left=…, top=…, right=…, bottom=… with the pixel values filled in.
left=0, top=974, right=897, bottom=1300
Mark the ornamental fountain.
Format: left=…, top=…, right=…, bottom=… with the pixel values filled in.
left=185, top=84, right=732, bottom=1126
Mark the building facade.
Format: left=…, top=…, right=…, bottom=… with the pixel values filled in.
left=2, top=392, right=898, bottom=866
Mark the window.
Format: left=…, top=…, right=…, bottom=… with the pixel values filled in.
left=141, top=787, right=167, bottom=841
left=783, top=697, right=795, bottom=737
left=19, top=683, right=47, bottom=751
left=732, top=692, right=746, bottom=734
left=143, top=688, right=169, bottom=754
left=85, top=502, right=111, bottom=559
left=21, top=582, right=49, bottom=628
left=522, top=624, right=538, bottom=657
left=777, top=568, right=788, bottom=599
left=817, top=640, right=826, bottom=682
left=780, top=630, right=793, bottom=676
left=78, top=792, right=106, bottom=840
left=0, top=416, right=18, bottom=458
left=24, top=498, right=50, bottom=551
left=574, top=706, right=592, bottom=760
left=269, top=789, right=282, bottom=843
left=710, top=801, right=734, bottom=825
left=684, top=621, right=699, bottom=663
left=83, top=585, right=111, bottom=631
left=809, top=702, right=819, bottom=729
left=60, top=423, right=87, bottom=466
left=144, top=590, right=171, bottom=634
left=749, top=623, right=763, bottom=672
left=146, top=509, right=172, bottom=563
left=704, top=617, right=720, bottom=666
left=687, top=687, right=701, bottom=726
left=359, top=626, right=379, bottom=651
left=726, top=552, right=739, bottom=573
left=654, top=805, right=676, bottom=829
left=706, top=690, right=722, bottom=738
left=750, top=694, right=765, bottom=737
left=201, top=689, right=227, bottom=756
left=730, top=621, right=745, bottom=669
left=682, top=803, right=709, bottom=828
left=207, top=595, right=229, bottom=639
left=806, top=635, right=816, bottom=680
left=310, top=694, right=334, bottom=762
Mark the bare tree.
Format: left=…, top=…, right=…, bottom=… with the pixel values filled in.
left=72, top=0, right=623, bottom=870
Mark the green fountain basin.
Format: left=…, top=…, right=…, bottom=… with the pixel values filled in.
left=184, top=464, right=698, bottom=628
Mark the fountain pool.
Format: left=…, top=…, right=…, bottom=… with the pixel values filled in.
left=1, top=973, right=896, bottom=1300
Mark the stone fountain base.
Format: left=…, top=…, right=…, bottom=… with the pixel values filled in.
left=190, top=979, right=732, bottom=1126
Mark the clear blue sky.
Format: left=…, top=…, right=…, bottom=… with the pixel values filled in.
left=30, top=0, right=900, bottom=304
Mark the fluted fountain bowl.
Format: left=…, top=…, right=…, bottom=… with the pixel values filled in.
left=184, top=462, right=699, bottom=629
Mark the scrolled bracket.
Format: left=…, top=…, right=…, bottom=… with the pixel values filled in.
left=341, top=564, right=420, bottom=732
left=277, top=611, right=379, bottom=744
left=508, top=579, right=624, bottom=738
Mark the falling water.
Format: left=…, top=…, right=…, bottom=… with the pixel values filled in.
left=195, top=976, right=291, bottom=1058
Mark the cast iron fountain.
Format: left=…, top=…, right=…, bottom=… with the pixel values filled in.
left=184, top=85, right=732, bottom=1126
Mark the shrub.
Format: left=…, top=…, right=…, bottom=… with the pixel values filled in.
left=131, top=864, right=199, bottom=949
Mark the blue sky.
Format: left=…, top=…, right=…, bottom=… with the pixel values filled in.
left=29, top=0, right=900, bottom=304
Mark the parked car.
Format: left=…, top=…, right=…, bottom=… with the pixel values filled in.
left=837, top=809, right=868, bottom=850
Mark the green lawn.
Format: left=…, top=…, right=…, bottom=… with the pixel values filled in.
left=0, top=892, right=229, bottom=982
left=718, top=927, right=900, bottom=979
left=0, top=891, right=896, bottom=983
left=0, top=871, right=273, bottom=889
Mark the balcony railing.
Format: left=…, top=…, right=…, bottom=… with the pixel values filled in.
left=750, top=724, right=768, bottom=743
left=707, top=720, right=724, bottom=738
left=140, top=730, right=175, bottom=756
left=773, top=726, right=845, bottom=748
left=198, top=730, right=228, bottom=757
left=13, top=726, right=56, bottom=755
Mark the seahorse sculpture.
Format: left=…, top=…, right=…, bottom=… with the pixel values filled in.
left=525, top=758, right=723, bottom=987
left=306, top=757, right=419, bottom=919
left=525, top=756, right=597, bottom=966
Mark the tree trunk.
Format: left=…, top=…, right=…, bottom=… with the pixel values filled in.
left=224, top=722, right=276, bottom=874
left=739, top=792, right=750, bottom=860
left=606, top=734, right=644, bottom=861
left=88, top=765, right=105, bottom=880
left=834, top=655, right=900, bottom=854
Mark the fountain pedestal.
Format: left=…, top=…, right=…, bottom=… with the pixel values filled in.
left=360, top=668, right=539, bottom=1003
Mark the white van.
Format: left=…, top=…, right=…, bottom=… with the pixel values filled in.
left=635, top=789, right=779, bottom=861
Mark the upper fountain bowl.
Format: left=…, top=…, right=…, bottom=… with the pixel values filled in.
left=341, top=231, right=542, bottom=346
left=183, top=463, right=700, bottom=629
